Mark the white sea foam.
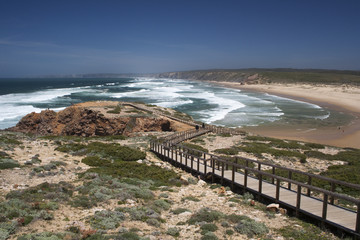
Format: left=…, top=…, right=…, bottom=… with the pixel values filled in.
left=157, top=99, right=193, bottom=108
left=0, top=87, right=89, bottom=127
left=190, top=91, right=245, bottom=123
left=0, top=104, right=41, bottom=121
left=264, top=93, right=322, bottom=109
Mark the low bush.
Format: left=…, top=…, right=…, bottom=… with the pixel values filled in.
left=166, top=227, right=180, bottom=237
left=233, top=219, right=268, bottom=237
left=85, top=161, right=180, bottom=187
left=88, top=210, right=125, bottom=230
left=171, top=208, right=190, bottom=215
left=181, top=196, right=200, bottom=202
left=6, top=181, right=74, bottom=203
left=106, top=105, right=121, bottom=114
left=277, top=221, right=336, bottom=240
left=153, top=199, right=171, bottom=211
left=182, top=143, right=209, bottom=157
left=200, top=223, right=218, bottom=234
left=201, top=232, right=218, bottom=240
left=0, top=158, right=20, bottom=169
left=214, top=148, right=239, bottom=155
left=188, top=208, right=223, bottom=224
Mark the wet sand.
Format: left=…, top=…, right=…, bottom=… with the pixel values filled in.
left=215, top=82, right=360, bottom=149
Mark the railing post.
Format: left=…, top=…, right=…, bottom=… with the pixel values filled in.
left=258, top=173, right=262, bottom=194
left=185, top=153, right=188, bottom=168
left=296, top=185, right=301, bottom=217
left=307, top=176, right=312, bottom=197
left=272, top=167, right=275, bottom=184
left=212, top=158, right=215, bottom=183
left=356, top=202, right=360, bottom=234
left=288, top=171, right=292, bottom=190
left=330, top=182, right=335, bottom=205
left=191, top=156, right=194, bottom=173
left=204, top=160, right=207, bottom=176
left=276, top=178, right=280, bottom=203
left=171, top=148, right=174, bottom=163
left=221, top=162, right=224, bottom=185
left=175, top=149, right=178, bottom=163
left=244, top=166, right=248, bottom=188
left=197, top=157, right=200, bottom=173
left=231, top=164, right=235, bottom=190
left=322, top=194, right=328, bottom=220
left=235, top=157, right=238, bottom=172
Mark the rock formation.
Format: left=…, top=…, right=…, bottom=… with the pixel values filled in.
left=9, top=105, right=172, bottom=136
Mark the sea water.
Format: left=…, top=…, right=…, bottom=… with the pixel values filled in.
left=0, top=77, right=335, bottom=129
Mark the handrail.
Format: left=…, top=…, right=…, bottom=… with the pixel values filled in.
left=151, top=141, right=360, bottom=236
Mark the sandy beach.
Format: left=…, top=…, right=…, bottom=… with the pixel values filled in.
left=216, top=82, right=360, bottom=149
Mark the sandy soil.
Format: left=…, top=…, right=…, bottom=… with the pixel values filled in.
left=215, top=82, right=360, bottom=149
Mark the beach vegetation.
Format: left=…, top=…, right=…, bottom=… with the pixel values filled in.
left=88, top=210, right=125, bottom=230
left=171, top=208, right=190, bottom=215
left=201, top=232, right=218, bottom=240
left=187, top=208, right=224, bottom=224
left=0, top=152, right=20, bottom=169
left=6, top=181, right=74, bottom=203
left=166, top=227, right=180, bottom=237
left=0, top=133, right=22, bottom=146
left=200, top=223, right=218, bottom=235
left=106, top=104, right=122, bottom=114
left=276, top=220, right=338, bottom=240
left=214, top=148, right=238, bottom=155
left=181, top=196, right=201, bottom=202
left=233, top=218, right=268, bottom=238
left=182, top=143, right=208, bottom=157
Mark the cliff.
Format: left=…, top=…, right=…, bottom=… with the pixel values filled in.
left=8, top=104, right=172, bottom=136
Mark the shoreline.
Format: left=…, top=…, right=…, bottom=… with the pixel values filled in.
left=214, top=82, right=360, bottom=149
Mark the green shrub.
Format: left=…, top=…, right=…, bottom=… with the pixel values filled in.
left=233, top=219, right=268, bottom=237
left=146, top=218, right=160, bottom=227
left=200, top=223, right=218, bottom=234
left=214, top=148, right=239, bottom=155
left=107, top=105, right=121, bottom=114
left=171, top=208, right=190, bottom=215
left=153, top=199, right=171, bottom=211
left=17, top=232, right=66, bottom=240
left=182, top=143, right=209, bottom=157
left=6, top=182, right=74, bottom=203
left=166, top=227, right=180, bottom=237
left=181, top=196, right=200, bottom=202
left=88, top=210, right=125, bottom=230
left=188, top=208, right=223, bottom=224
left=85, top=161, right=179, bottom=187
left=277, top=221, right=336, bottom=240
left=201, top=232, right=218, bottom=240
left=0, top=158, right=20, bottom=169
left=82, top=156, right=111, bottom=166
left=305, top=143, right=326, bottom=149
left=116, top=232, right=140, bottom=240
left=70, top=195, right=97, bottom=208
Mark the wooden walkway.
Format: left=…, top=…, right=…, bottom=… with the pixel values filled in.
left=150, top=139, right=360, bottom=238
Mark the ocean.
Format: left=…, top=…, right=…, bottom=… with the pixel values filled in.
left=0, top=77, right=340, bottom=130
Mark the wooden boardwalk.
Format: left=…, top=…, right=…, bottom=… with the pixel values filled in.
left=150, top=140, right=360, bottom=238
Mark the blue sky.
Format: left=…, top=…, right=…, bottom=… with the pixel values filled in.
left=0, top=0, right=359, bottom=77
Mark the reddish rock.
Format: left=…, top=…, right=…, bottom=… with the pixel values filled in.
left=9, top=106, right=172, bottom=136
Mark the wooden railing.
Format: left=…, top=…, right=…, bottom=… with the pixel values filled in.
left=150, top=139, right=360, bottom=236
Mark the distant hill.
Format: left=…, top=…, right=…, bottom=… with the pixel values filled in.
left=153, top=68, right=360, bottom=85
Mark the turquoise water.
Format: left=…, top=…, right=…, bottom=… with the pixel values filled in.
left=0, top=77, right=334, bottom=129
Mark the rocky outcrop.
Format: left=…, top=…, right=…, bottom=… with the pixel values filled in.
left=9, top=106, right=172, bottom=136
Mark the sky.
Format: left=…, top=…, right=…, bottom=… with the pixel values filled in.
left=0, top=0, right=359, bottom=77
